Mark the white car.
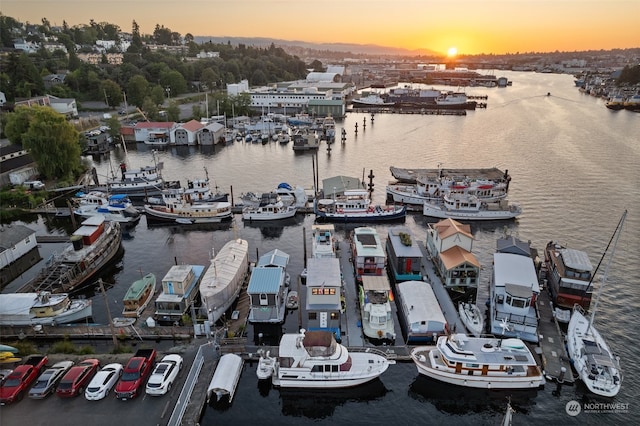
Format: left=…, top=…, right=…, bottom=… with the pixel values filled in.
left=28, top=361, right=74, bottom=399
left=145, top=354, right=183, bottom=396
left=84, top=363, right=123, bottom=401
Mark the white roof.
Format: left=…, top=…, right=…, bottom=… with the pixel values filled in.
left=0, top=294, right=38, bottom=319
left=207, top=354, right=243, bottom=401
left=306, top=258, right=341, bottom=287
left=493, top=252, right=540, bottom=294
left=560, top=248, right=593, bottom=271
left=396, top=281, right=446, bottom=327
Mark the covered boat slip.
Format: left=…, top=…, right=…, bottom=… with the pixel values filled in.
left=207, top=353, right=244, bottom=403
left=395, top=280, right=448, bottom=344
left=360, top=275, right=391, bottom=304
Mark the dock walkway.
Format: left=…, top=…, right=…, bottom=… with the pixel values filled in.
left=535, top=285, right=574, bottom=384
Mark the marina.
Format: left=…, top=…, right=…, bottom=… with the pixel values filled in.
left=1, top=71, right=638, bottom=424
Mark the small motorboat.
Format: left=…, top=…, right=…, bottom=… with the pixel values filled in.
left=458, top=301, right=484, bottom=337
left=286, top=291, right=299, bottom=310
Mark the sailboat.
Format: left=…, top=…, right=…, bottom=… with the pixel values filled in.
left=566, top=210, right=626, bottom=397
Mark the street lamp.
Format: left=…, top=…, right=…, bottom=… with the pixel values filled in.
left=165, top=86, right=171, bottom=100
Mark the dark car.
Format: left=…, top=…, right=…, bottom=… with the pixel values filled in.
left=56, top=359, right=100, bottom=398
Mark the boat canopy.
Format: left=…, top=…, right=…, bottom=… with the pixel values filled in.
left=559, top=248, right=593, bottom=272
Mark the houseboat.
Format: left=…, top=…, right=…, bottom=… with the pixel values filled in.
left=425, top=218, right=480, bottom=304
left=489, top=252, right=540, bottom=343
left=385, top=226, right=423, bottom=282
left=351, top=227, right=386, bottom=282
left=544, top=241, right=594, bottom=311
left=359, top=275, right=396, bottom=342
left=122, top=272, right=157, bottom=318
left=248, top=249, right=290, bottom=345
left=199, top=239, right=250, bottom=325
left=395, top=280, right=448, bottom=344
left=305, top=257, right=343, bottom=341
left=154, top=264, right=206, bottom=325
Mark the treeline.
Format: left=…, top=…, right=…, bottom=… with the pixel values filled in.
left=0, top=15, right=311, bottom=117
left=617, top=65, right=640, bottom=86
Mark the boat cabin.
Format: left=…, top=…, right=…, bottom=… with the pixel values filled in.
left=395, top=280, right=448, bottom=343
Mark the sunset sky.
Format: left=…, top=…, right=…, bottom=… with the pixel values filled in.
left=2, top=0, right=639, bottom=55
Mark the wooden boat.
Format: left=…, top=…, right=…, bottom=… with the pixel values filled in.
left=315, top=189, right=406, bottom=223
left=144, top=187, right=233, bottom=224
left=122, top=273, right=157, bottom=318
left=22, top=215, right=122, bottom=294
left=242, top=194, right=297, bottom=221
left=411, top=334, right=545, bottom=389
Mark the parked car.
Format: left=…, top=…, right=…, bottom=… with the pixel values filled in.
left=56, top=359, right=100, bottom=398
left=28, top=361, right=74, bottom=399
left=145, top=354, right=183, bottom=396
left=85, top=363, right=123, bottom=401
left=22, top=180, right=45, bottom=190
left=0, top=355, right=48, bottom=405
left=115, top=348, right=156, bottom=400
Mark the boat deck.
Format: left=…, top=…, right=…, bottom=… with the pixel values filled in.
left=535, top=285, right=574, bottom=384
left=390, top=166, right=508, bottom=184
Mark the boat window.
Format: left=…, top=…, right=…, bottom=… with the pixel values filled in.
left=260, top=293, right=268, bottom=306
left=308, top=312, right=317, bottom=320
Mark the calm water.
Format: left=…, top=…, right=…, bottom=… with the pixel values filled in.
left=7, top=71, right=640, bottom=425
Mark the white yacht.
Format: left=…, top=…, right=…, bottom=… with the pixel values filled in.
left=257, top=329, right=391, bottom=388
left=423, top=192, right=521, bottom=221
left=411, top=334, right=544, bottom=389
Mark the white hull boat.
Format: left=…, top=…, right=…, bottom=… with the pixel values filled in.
left=0, top=292, right=92, bottom=326
left=423, top=192, right=521, bottom=221
left=411, top=334, right=544, bottom=389
left=458, top=302, right=484, bottom=337
left=257, top=329, right=391, bottom=388
left=565, top=211, right=625, bottom=397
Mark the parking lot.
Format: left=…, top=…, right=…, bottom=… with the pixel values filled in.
left=0, top=348, right=198, bottom=426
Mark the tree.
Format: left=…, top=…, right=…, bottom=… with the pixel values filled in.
left=5, top=106, right=82, bottom=180
left=160, top=70, right=187, bottom=96
left=101, top=79, right=124, bottom=109
left=105, top=116, right=122, bottom=141
left=166, top=101, right=180, bottom=122
left=127, top=75, right=149, bottom=108
left=142, top=97, right=159, bottom=121
left=200, top=68, right=219, bottom=93
left=150, top=85, right=165, bottom=106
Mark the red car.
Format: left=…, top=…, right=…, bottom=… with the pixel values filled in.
left=56, top=358, right=100, bottom=398
left=0, top=355, right=48, bottom=405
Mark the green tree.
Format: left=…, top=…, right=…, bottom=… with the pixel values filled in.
left=160, top=70, right=187, bottom=96
left=200, top=68, right=219, bottom=93
left=5, top=106, right=82, bottom=180
left=105, top=116, right=122, bottom=140
left=127, top=74, right=149, bottom=108
left=100, top=79, right=123, bottom=109
left=150, top=85, right=165, bottom=106
left=142, top=97, right=159, bottom=121
left=166, top=101, right=180, bottom=122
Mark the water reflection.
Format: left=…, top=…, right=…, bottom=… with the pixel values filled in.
left=408, top=375, right=538, bottom=415
left=242, top=215, right=304, bottom=239
left=277, top=379, right=389, bottom=419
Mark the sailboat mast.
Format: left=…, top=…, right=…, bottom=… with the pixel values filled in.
left=587, top=210, right=627, bottom=333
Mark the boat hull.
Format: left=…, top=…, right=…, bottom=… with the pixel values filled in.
left=423, top=202, right=520, bottom=220
left=144, top=205, right=233, bottom=224
left=566, top=307, right=622, bottom=397
left=315, top=206, right=406, bottom=223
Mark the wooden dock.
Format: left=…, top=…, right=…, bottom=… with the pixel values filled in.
left=535, top=285, right=574, bottom=384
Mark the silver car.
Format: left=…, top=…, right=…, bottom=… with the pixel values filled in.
left=28, top=361, right=74, bottom=399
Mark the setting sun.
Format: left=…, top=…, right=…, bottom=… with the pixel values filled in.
left=447, top=47, right=458, bottom=57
